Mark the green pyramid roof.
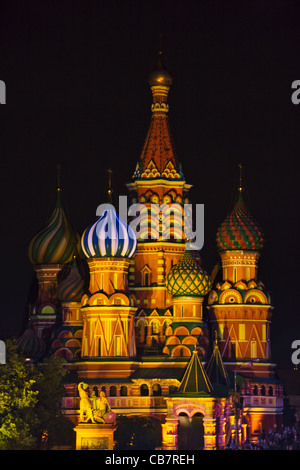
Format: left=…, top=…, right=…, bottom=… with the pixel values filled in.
left=206, top=340, right=230, bottom=388
left=205, top=339, right=230, bottom=397
left=177, top=349, right=213, bottom=396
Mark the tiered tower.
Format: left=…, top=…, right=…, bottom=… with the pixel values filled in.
left=207, top=170, right=283, bottom=438
left=126, top=52, right=193, bottom=353
left=27, top=179, right=78, bottom=343
left=164, top=249, right=212, bottom=358
left=50, top=256, right=85, bottom=360
left=78, top=204, right=138, bottom=379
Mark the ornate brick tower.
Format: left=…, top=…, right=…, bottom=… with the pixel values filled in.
left=207, top=169, right=283, bottom=439
left=78, top=204, right=138, bottom=379
left=126, top=52, right=193, bottom=353
left=27, top=177, right=78, bottom=343
left=164, top=249, right=212, bottom=359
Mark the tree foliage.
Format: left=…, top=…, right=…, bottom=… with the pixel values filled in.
left=0, top=339, right=74, bottom=450
left=0, top=339, right=38, bottom=449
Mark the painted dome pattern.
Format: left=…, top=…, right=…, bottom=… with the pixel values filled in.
left=57, top=260, right=84, bottom=302
left=216, top=193, right=264, bottom=252
left=28, top=195, right=77, bottom=265
left=165, top=250, right=212, bottom=297
left=81, top=204, right=137, bottom=259
left=17, top=327, right=46, bottom=360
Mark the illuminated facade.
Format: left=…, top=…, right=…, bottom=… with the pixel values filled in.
left=21, top=53, right=284, bottom=449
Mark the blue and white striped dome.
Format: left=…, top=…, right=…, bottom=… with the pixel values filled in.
left=81, top=204, right=137, bottom=259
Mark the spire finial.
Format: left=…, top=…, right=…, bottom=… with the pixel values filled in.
left=214, top=330, right=218, bottom=347
left=238, top=163, right=243, bottom=193
left=107, top=168, right=113, bottom=203
left=56, top=163, right=62, bottom=193
left=158, top=32, right=163, bottom=56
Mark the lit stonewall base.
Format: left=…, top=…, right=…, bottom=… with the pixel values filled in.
left=74, top=423, right=117, bottom=450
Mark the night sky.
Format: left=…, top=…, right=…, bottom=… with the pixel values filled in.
left=1, top=0, right=300, bottom=368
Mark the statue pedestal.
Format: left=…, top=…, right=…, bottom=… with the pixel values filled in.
left=74, top=423, right=117, bottom=450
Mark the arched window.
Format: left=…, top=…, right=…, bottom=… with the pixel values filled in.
left=140, top=384, right=149, bottom=396
left=253, top=385, right=258, bottom=396
left=152, top=320, right=160, bottom=335
left=110, top=386, right=117, bottom=397
left=120, top=386, right=127, bottom=396
left=268, top=386, right=273, bottom=396
left=261, top=385, right=266, bottom=396
left=152, top=383, right=162, bottom=396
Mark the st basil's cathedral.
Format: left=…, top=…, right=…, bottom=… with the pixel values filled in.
left=19, top=53, right=284, bottom=450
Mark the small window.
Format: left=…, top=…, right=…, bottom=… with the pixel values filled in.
left=144, top=272, right=150, bottom=286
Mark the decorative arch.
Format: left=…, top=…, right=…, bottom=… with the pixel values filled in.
left=141, top=264, right=152, bottom=286
left=151, top=319, right=160, bottom=335
left=89, top=292, right=108, bottom=306
left=81, top=294, right=90, bottom=307
left=136, top=318, right=147, bottom=343
left=54, top=348, right=73, bottom=360
left=166, top=336, right=180, bottom=345
left=58, top=330, right=72, bottom=339
left=244, top=290, right=268, bottom=305
left=174, top=403, right=207, bottom=418
left=234, top=281, right=248, bottom=290
left=191, top=327, right=203, bottom=336
left=171, top=345, right=191, bottom=357
left=109, top=293, right=130, bottom=306
left=182, top=336, right=197, bottom=345
left=219, top=289, right=243, bottom=304
left=174, top=326, right=190, bottom=336
left=65, top=339, right=81, bottom=348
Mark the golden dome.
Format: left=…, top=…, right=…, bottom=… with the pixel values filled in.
left=148, top=51, right=173, bottom=87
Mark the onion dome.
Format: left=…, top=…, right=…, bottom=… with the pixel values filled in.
left=57, top=259, right=84, bottom=302
left=148, top=51, right=173, bottom=87
left=17, top=327, right=46, bottom=360
left=216, top=192, right=264, bottom=252
left=28, top=192, right=77, bottom=265
left=81, top=204, right=137, bottom=259
left=165, top=250, right=212, bottom=297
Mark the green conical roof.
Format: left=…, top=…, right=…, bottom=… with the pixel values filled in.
left=177, top=349, right=213, bottom=396
left=206, top=338, right=230, bottom=392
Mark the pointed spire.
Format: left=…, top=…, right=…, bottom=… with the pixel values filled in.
left=56, top=163, right=61, bottom=192
left=206, top=334, right=230, bottom=388
left=131, top=50, right=184, bottom=181
left=56, top=163, right=62, bottom=204
left=238, top=163, right=243, bottom=194
left=177, top=349, right=213, bottom=396
left=107, top=168, right=113, bottom=203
